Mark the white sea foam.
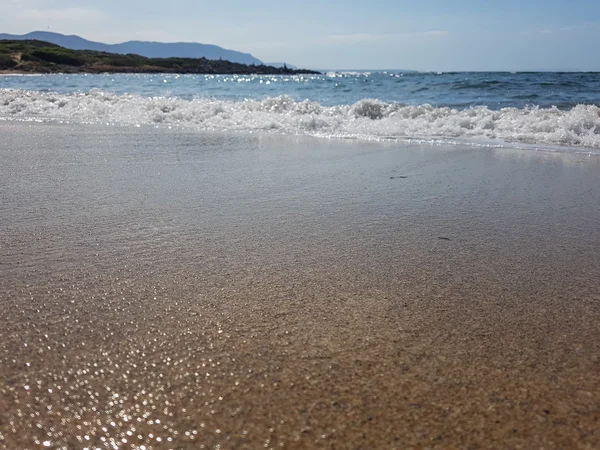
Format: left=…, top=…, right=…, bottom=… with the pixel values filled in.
left=1, top=89, right=600, bottom=150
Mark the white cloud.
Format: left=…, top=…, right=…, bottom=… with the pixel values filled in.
left=538, top=23, right=600, bottom=35
left=325, top=31, right=448, bottom=44
left=421, top=30, right=449, bottom=37
left=17, top=7, right=106, bottom=22
left=0, top=2, right=108, bottom=36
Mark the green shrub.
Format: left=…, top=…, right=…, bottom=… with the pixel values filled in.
left=103, top=54, right=146, bottom=67
left=30, top=48, right=86, bottom=66
left=0, top=54, right=18, bottom=69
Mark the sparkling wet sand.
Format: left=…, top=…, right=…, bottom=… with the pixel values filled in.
left=1, top=123, right=599, bottom=449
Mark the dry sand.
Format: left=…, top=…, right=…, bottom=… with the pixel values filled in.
left=1, top=123, right=599, bottom=449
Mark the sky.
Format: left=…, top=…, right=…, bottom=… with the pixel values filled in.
left=1, top=0, right=600, bottom=71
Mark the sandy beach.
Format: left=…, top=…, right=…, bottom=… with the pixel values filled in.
left=1, top=123, right=599, bottom=449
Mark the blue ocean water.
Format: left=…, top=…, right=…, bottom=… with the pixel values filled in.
left=2, top=71, right=600, bottom=150
left=3, top=71, right=600, bottom=109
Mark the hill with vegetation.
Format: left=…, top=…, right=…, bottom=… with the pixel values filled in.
left=0, top=40, right=319, bottom=75
left=0, top=31, right=264, bottom=65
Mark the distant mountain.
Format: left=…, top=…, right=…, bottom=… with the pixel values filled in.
left=0, top=31, right=263, bottom=65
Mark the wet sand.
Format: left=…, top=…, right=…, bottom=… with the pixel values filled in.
left=1, top=123, right=599, bottom=449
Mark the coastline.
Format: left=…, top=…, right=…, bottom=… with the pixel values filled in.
left=0, top=65, right=320, bottom=75
left=1, top=123, right=599, bottom=448
left=0, top=40, right=320, bottom=76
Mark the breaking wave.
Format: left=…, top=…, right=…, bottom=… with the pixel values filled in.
left=2, top=89, right=600, bottom=149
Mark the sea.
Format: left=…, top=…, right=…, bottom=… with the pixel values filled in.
left=1, top=71, right=600, bottom=152
left=2, top=72, right=600, bottom=449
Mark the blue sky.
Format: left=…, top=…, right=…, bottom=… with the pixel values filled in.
left=2, top=0, right=600, bottom=70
